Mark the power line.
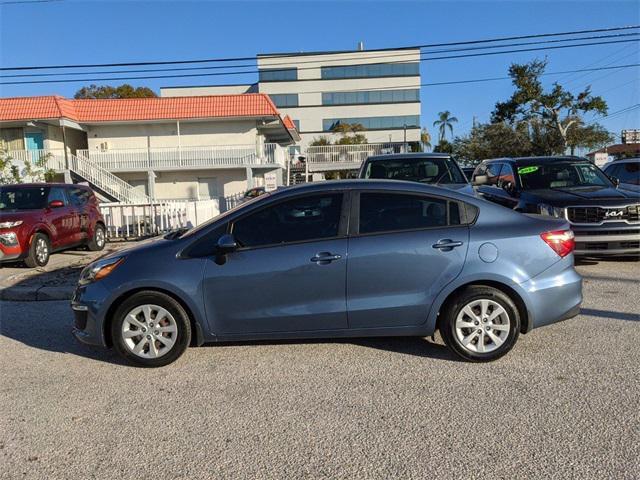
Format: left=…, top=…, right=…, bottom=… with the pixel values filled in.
left=1, top=40, right=638, bottom=86
left=3, top=32, right=638, bottom=80
left=1, top=25, right=638, bottom=71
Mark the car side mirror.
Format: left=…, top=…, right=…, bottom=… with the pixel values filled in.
left=472, top=175, right=488, bottom=186
left=48, top=200, right=64, bottom=208
left=216, top=234, right=238, bottom=253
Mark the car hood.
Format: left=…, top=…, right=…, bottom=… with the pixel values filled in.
left=101, top=235, right=172, bottom=261
left=526, top=186, right=639, bottom=206
left=0, top=211, right=36, bottom=223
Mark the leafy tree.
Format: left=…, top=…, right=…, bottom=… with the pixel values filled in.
left=22, top=153, right=56, bottom=182
left=0, top=145, right=21, bottom=184
left=74, top=84, right=157, bottom=99
left=492, top=59, right=608, bottom=152
left=565, top=121, right=614, bottom=155
left=333, top=123, right=367, bottom=145
left=433, top=139, right=454, bottom=154
left=420, top=128, right=432, bottom=151
left=309, top=136, right=331, bottom=146
left=433, top=111, right=458, bottom=142
left=453, top=122, right=532, bottom=164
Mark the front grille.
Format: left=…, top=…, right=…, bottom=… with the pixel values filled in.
left=567, top=205, right=640, bottom=224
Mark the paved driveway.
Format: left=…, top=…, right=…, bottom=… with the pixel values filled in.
left=0, top=260, right=638, bottom=479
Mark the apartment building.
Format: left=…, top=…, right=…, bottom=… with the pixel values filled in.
left=0, top=94, right=298, bottom=203
left=161, top=45, right=421, bottom=150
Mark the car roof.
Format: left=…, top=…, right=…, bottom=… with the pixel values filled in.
left=366, top=153, right=451, bottom=162
left=269, top=179, right=476, bottom=203
left=483, top=156, right=588, bottom=165
left=607, top=157, right=640, bottom=163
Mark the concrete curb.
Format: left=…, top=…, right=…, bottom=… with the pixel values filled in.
left=0, top=286, right=74, bottom=302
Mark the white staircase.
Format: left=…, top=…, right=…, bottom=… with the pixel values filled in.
left=65, top=153, right=152, bottom=203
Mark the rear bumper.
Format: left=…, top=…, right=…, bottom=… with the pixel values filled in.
left=520, top=258, right=583, bottom=330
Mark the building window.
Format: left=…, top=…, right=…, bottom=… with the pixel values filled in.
left=259, top=68, right=298, bottom=82
left=322, top=89, right=419, bottom=105
left=323, top=115, right=420, bottom=131
left=292, top=119, right=300, bottom=131
left=321, top=63, right=419, bottom=80
left=269, top=94, right=299, bottom=107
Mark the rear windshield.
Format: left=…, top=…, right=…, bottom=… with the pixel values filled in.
left=0, top=186, right=50, bottom=211
left=362, top=157, right=467, bottom=184
left=517, top=162, right=612, bottom=190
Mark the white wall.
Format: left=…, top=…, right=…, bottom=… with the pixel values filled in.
left=160, top=84, right=256, bottom=96
left=141, top=168, right=249, bottom=200
left=85, top=119, right=259, bottom=150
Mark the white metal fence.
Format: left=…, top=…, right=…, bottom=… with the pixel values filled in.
left=305, top=143, right=408, bottom=172
left=78, top=143, right=283, bottom=171
left=100, top=199, right=220, bottom=239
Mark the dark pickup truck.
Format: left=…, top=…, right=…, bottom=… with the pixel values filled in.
left=470, top=156, right=640, bottom=257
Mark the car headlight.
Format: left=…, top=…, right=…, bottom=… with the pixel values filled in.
left=0, top=220, right=23, bottom=229
left=79, top=256, right=125, bottom=285
left=0, top=232, right=18, bottom=246
left=539, top=204, right=566, bottom=219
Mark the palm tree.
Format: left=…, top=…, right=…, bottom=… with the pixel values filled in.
left=433, top=111, right=458, bottom=142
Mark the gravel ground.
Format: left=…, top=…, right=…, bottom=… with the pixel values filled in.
left=0, top=259, right=638, bottom=479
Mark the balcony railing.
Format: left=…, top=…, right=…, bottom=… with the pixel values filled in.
left=77, top=144, right=284, bottom=171
left=305, top=143, right=408, bottom=172
left=5, top=149, right=67, bottom=170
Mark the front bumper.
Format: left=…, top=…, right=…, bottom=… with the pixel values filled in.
left=572, top=225, right=640, bottom=256
left=0, top=244, right=23, bottom=263
left=70, top=282, right=111, bottom=347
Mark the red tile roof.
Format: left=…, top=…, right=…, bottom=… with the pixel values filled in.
left=282, top=115, right=296, bottom=131
left=0, top=94, right=280, bottom=122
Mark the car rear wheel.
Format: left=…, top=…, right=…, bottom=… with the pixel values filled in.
left=87, top=224, right=106, bottom=251
left=24, top=233, right=50, bottom=268
left=111, top=292, right=191, bottom=367
left=440, top=286, right=520, bottom=362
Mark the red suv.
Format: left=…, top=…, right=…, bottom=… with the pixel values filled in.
left=0, top=183, right=106, bottom=267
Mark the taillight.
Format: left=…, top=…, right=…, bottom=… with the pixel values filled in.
left=540, top=230, right=575, bottom=257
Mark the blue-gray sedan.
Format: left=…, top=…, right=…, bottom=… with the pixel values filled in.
left=72, top=180, right=582, bottom=367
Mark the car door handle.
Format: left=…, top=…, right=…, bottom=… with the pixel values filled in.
left=311, top=252, right=342, bottom=264
left=432, top=239, right=464, bottom=251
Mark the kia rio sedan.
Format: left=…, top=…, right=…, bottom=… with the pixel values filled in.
left=71, top=180, right=582, bottom=367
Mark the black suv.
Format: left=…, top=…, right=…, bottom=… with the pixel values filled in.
left=471, top=156, right=640, bottom=257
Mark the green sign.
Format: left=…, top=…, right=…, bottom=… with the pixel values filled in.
left=518, top=166, right=539, bottom=175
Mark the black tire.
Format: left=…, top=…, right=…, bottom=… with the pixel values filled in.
left=111, top=291, right=191, bottom=367
left=24, top=233, right=50, bottom=268
left=87, top=223, right=106, bottom=251
left=440, top=286, right=520, bottom=362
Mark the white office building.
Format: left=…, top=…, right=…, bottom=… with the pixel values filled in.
left=161, top=46, right=421, bottom=150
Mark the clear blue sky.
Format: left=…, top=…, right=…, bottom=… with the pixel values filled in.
left=1, top=0, right=638, bottom=140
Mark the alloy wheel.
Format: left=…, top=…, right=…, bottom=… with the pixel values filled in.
left=35, top=238, right=49, bottom=264
left=454, top=299, right=510, bottom=354
left=122, top=304, right=178, bottom=359
left=96, top=227, right=105, bottom=247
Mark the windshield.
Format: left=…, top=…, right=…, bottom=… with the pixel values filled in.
left=363, top=157, right=467, bottom=184
left=0, top=186, right=50, bottom=211
left=613, top=162, right=640, bottom=185
left=517, top=162, right=612, bottom=190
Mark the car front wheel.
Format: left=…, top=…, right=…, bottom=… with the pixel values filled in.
left=111, top=292, right=191, bottom=367
left=24, top=233, right=50, bottom=268
left=440, top=286, right=520, bottom=362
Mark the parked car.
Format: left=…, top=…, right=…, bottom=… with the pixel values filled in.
left=72, top=180, right=582, bottom=367
left=470, top=156, right=640, bottom=257
left=461, top=167, right=476, bottom=181
left=0, top=183, right=105, bottom=267
left=602, top=158, right=640, bottom=192
left=359, top=153, right=475, bottom=195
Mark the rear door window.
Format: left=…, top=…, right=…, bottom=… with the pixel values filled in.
left=358, top=192, right=457, bottom=234
left=68, top=188, right=91, bottom=207
left=48, top=187, right=68, bottom=205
